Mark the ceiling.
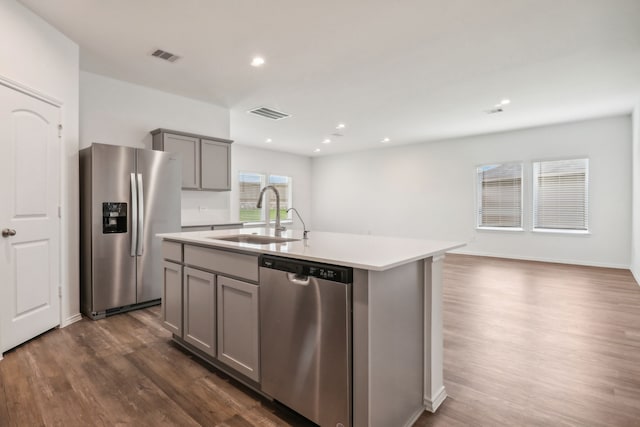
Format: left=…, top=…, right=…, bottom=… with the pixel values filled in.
left=19, top=0, right=640, bottom=156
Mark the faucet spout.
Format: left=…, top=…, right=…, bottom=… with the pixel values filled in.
left=256, top=185, right=286, bottom=236
left=287, top=207, right=309, bottom=239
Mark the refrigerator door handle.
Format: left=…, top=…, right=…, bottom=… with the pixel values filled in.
left=130, top=173, right=138, bottom=257
left=136, top=173, right=144, bottom=256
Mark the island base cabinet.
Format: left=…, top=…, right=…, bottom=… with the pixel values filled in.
left=216, top=276, right=259, bottom=382
left=183, top=267, right=216, bottom=357
left=162, top=261, right=183, bottom=336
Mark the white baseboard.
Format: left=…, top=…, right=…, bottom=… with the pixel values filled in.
left=424, top=386, right=447, bottom=413
left=451, top=249, right=630, bottom=270
left=404, top=406, right=427, bottom=427
left=632, top=267, right=640, bottom=287
left=61, top=313, right=82, bottom=328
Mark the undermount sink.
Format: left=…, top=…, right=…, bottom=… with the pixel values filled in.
left=208, top=234, right=300, bottom=245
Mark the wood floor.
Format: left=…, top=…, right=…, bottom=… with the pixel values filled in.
left=1, top=254, right=640, bottom=426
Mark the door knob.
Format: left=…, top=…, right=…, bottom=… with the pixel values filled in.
left=2, top=229, right=16, bottom=237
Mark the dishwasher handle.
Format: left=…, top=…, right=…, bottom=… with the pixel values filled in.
left=287, top=273, right=310, bottom=286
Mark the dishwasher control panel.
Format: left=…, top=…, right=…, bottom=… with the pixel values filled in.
left=260, top=255, right=353, bottom=284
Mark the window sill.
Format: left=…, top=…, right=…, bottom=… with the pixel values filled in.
left=532, top=228, right=591, bottom=235
left=476, top=227, right=524, bottom=232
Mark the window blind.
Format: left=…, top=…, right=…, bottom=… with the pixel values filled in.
left=533, top=159, right=588, bottom=231
left=476, top=163, right=522, bottom=228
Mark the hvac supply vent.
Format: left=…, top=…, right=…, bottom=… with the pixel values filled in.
left=248, top=107, right=291, bottom=120
left=151, top=49, right=180, bottom=63
left=485, top=106, right=503, bottom=114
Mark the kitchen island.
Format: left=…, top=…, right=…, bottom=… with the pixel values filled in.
left=157, top=228, right=464, bottom=427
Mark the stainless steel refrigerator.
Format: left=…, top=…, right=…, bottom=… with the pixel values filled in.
left=80, top=143, right=181, bottom=319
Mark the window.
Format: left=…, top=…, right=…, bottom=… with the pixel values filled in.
left=476, top=163, right=523, bottom=229
left=267, top=175, right=292, bottom=221
left=239, top=172, right=266, bottom=222
left=533, top=158, right=588, bottom=232
left=238, top=172, right=292, bottom=223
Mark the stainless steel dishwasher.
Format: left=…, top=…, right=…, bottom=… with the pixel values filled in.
left=260, top=254, right=352, bottom=427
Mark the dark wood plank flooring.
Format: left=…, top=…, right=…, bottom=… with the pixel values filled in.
left=1, top=254, right=640, bottom=426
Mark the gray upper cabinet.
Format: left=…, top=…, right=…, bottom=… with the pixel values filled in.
left=151, top=128, right=232, bottom=191
left=201, top=139, right=231, bottom=190
left=162, top=133, right=200, bottom=189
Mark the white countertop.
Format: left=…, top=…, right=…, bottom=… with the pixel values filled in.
left=158, top=228, right=465, bottom=271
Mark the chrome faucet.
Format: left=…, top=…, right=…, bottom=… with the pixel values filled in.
left=256, top=185, right=286, bottom=236
left=287, top=207, right=309, bottom=239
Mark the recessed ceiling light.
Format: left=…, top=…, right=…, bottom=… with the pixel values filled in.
left=500, top=98, right=511, bottom=105
left=251, top=56, right=265, bottom=67
left=336, top=123, right=346, bottom=130
left=313, top=148, right=321, bottom=153
left=381, top=137, right=391, bottom=143
left=265, top=138, right=272, bottom=143
left=322, top=138, right=331, bottom=144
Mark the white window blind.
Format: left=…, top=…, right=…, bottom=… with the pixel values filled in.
left=476, top=163, right=523, bottom=229
left=533, top=159, right=588, bottom=231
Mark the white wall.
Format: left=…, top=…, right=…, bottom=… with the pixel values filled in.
left=0, top=0, right=80, bottom=325
left=80, top=71, right=230, bottom=148
left=80, top=71, right=233, bottom=223
left=632, top=103, right=640, bottom=283
left=80, top=71, right=313, bottom=226
left=230, top=145, right=313, bottom=229
left=312, top=116, right=632, bottom=268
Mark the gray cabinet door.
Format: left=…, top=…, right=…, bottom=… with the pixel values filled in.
left=217, top=276, right=259, bottom=381
left=201, top=139, right=231, bottom=191
left=183, top=267, right=216, bottom=356
left=162, top=261, right=183, bottom=336
left=163, top=133, right=199, bottom=189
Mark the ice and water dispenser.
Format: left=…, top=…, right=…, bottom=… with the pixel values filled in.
left=102, top=202, right=127, bottom=233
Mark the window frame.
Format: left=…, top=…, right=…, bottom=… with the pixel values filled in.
left=475, top=162, right=524, bottom=231
left=532, top=158, right=590, bottom=234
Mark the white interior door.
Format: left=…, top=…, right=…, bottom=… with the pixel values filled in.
left=0, top=84, right=61, bottom=354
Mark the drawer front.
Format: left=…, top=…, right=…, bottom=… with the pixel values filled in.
left=184, top=245, right=258, bottom=282
left=162, top=241, right=182, bottom=262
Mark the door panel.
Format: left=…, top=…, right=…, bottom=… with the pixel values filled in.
left=217, top=276, right=259, bottom=381
left=162, top=261, right=183, bottom=336
left=183, top=267, right=216, bottom=356
left=136, top=149, right=181, bottom=303
left=90, top=144, right=136, bottom=312
left=14, top=111, right=48, bottom=216
left=200, top=139, right=230, bottom=190
left=163, top=133, right=199, bottom=189
left=15, top=241, right=51, bottom=316
left=0, top=84, right=60, bottom=353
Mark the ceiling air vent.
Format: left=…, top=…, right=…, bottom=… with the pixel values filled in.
left=248, top=107, right=291, bottom=120
left=485, top=106, right=503, bottom=114
left=151, top=49, right=180, bottom=63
